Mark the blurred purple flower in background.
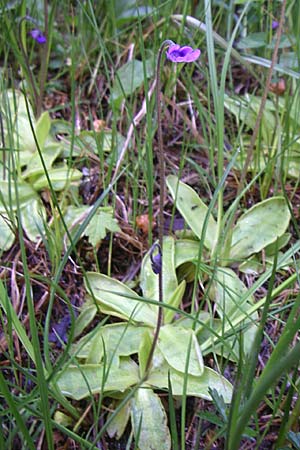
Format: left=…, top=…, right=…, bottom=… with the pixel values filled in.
left=166, top=44, right=201, bottom=63
left=272, top=20, right=279, bottom=30
left=30, top=29, right=47, bottom=44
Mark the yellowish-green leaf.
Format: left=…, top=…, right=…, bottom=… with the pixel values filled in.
left=158, top=325, right=204, bottom=376
left=22, top=143, right=62, bottom=179
left=230, top=197, right=291, bottom=260
left=164, top=280, right=186, bottom=324
left=175, top=239, right=201, bottom=267
left=147, top=359, right=232, bottom=403
left=85, top=273, right=157, bottom=326
left=167, top=175, right=217, bottom=250
left=74, top=304, right=98, bottom=338
left=138, top=329, right=153, bottom=377
left=111, top=59, right=154, bottom=107
left=32, top=167, right=82, bottom=191
left=56, top=359, right=139, bottom=400
left=0, top=214, right=15, bottom=251
left=71, top=322, right=149, bottom=361
left=107, top=401, right=131, bottom=440
left=140, top=236, right=178, bottom=307
left=209, top=267, right=253, bottom=320
left=21, top=199, right=46, bottom=242
left=0, top=179, right=37, bottom=211
left=131, top=388, right=171, bottom=450
left=1, top=89, right=36, bottom=152
left=35, top=111, right=51, bottom=149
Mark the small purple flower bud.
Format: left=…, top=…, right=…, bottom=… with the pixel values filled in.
left=30, top=29, right=47, bottom=44
left=272, top=20, right=279, bottom=30
left=150, top=243, right=162, bottom=275
left=166, top=44, right=201, bottom=63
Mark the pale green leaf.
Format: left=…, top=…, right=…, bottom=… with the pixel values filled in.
left=71, top=322, right=150, bottom=361
left=138, top=329, right=153, bottom=377
left=55, top=359, right=139, bottom=400
left=236, top=32, right=267, bottom=50
left=1, top=89, right=36, bottom=152
left=175, top=239, right=201, bottom=267
left=74, top=304, right=98, bottom=338
left=107, top=401, right=131, bottom=440
left=158, top=325, right=204, bottom=376
left=239, top=255, right=263, bottom=275
left=32, top=167, right=82, bottom=191
left=0, top=179, right=37, bottom=211
left=53, top=411, right=73, bottom=427
left=265, top=232, right=291, bottom=256
left=229, top=197, right=291, bottom=260
left=167, top=175, right=217, bottom=249
left=287, top=431, right=300, bottom=449
left=78, top=129, right=126, bottom=156
left=209, top=268, right=253, bottom=319
left=174, top=311, right=210, bottom=334
left=35, top=111, right=51, bottom=149
left=86, top=335, right=104, bottom=365
left=111, top=59, right=154, bottom=106
left=147, top=358, right=232, bottom=403
left=164, top=280, right=186, bottom=324
left=199, top=316, right=258, bottom=362
left=131, top=388, right=171, bottom=450
left=238, top=233, right=291, bottom=274
left=0, top=213, right=15, bottom=251
left=22, top=143, right=62, bottom=178
left=267, top=34, right=295, bottom=50
left=21, top=199, right=46, bottom=242
left=85, top=272, right=157, bottom=326
left=140, top=236, right=178, bottom=306
left=63, top=205, right=88, bottom=228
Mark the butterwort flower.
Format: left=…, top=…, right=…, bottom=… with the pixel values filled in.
left=166, top=44, right=201, bottom=63
left=30, top=28, right=47, bottom=44
left=150, top=243, right=162, bottom=275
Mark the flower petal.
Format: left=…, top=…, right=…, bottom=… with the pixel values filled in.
left=182, top=48, right=201, bottom=62
left=178, top=46, right=193, bottom=56
left=166, top=44, right=200, bottom=63
left=30, top=29, right=47, bottom=44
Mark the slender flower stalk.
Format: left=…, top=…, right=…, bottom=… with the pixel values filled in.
left=145, top=40, right=200, bottom=375
left=0, top=111, right=6, bottom=180
left=18, top=17, right=40, bottom=110
left=18, top=14, right=48, bottom=118
left=36, top=0, right=49, bottom=118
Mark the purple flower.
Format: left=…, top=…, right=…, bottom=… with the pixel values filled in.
left=30, top=29, right=47, bottom=44
left=150, top=243, right=162, bottom=275
left=272, top=20, right=279, bottom=30
left=166, top=44, right=201, bottom=63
